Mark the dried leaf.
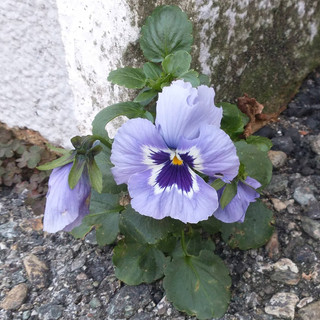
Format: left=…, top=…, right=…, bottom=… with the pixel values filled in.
left=237, top=94, right=285, bottom=137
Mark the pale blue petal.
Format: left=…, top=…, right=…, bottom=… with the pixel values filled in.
left=245, top=176, right=262, bottom=189
left=43, top=164, right=91, bottom=233
left=128, top=169, right=218, bottom=224
left=178, top=124, right=240, bottom=182
left=213, top=177, right=261, bottom=223
left=111, top=118, right=168, bottom=185
left=155, top=80, right=222, bottom=148
left=63, top=205, right=89, bottom=232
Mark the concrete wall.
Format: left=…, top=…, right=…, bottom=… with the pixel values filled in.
left=0, top=0, right=78, bottom=148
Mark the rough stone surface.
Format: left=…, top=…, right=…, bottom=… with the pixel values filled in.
left=38, top=303, right=63, bottom=320
left=258, top=258, right=301, bottom=285
left=0, top=283, right=28, bottom=310
left=293, top=186, right=317, bottom=205
left=305, top=201, right=320, bottom=219
left=272, top=136, right=295, bottom=154
left=310, top=135, right=320, bottom=155
left=268, top=150, right=287, bottom=168
left=1, top=0, right=320, bottom=147
left=23, top=254, right=49, bottom=289
left=301, top=216, right=320, bottom=240
left=297, top=296, right=314, bottom=309
left=265, top=292, right=299, bottom=319
left=265, top=174, right=289, bottom=193
left=298, top=300, right=320, bottom=320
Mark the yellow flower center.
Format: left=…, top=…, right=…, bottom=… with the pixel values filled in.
left=172, top=155, right=183, bottom=166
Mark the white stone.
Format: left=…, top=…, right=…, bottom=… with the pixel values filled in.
left=265, top=292, right=299, bottom=319
left=271, top=198, right=287, bottom=212
left=297, top=297, right=314, bottom=309
left=273, top=258, right=299, bottom=274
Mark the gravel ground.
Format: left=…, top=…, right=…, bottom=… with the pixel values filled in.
left=1, top=68, right=320, bottom=320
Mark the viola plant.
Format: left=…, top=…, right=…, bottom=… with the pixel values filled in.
left=39, top=6, right=274, bottom=320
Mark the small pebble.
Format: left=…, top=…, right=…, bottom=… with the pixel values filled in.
left=301, top=216, right=320, bottom=240
left=297, top=297, right=314, bottom=309
left=23, top=254, right=49, bottom=289
left=310, top=135, right=320, bottom=155
left=271, top=198, right=287, bottom=212
left=89, top=297, right=101, bottom=309
left=298, top=300, right=320, bottom=320
left=265, top=292, right=299, bottom=319
left=268, top=150, right=287, bottom=168
left=0, top=283, right=28, bottom=310
left=293, top=186, right=316, bottom=206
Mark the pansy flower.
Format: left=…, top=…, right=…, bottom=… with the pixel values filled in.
left=43, top=163, right=91, bottom=233
left=213, top=177, right=261, bottom=223
left=111, top=80, right=240, bottom=224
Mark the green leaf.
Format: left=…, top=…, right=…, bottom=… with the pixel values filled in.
left=156, top=236, right=177, bottom=254
left=140, top=5, right=193, bottom=62
left=107, top=67, right=146, bottom=89
left=144, top=111, right=154, bottom=123
left=220, top=180, right=238, bottom=209
left=164, top=250, right=231, bottom=319
left=120, top=206, right=184, bottom=244
left=235, top=140, right=273, bottom=188
left=37, top=151, right=74, bottom=171
left=71, top=190, right=121, bottom=241
left=16, top=146, right=43, bottom=169
left=68, top=156, right=86, bottom=189
left=46, top=144, right=69, bottom=155
left=200, top=216, right=222, bottom=235
left=143, top=62, right=162, bottom=80
left=134, top=89, right=158, bottom=104
left=218, top=102, right=249, bottom=140
left=172, top=231, right=215, bottom=258
left=94, top=146, right=126, bottom=194
left=199, top=74, right=210, bottom=86
left=162, top=51, right=191, bottom=77
left=210, top=178, right=226, bottom=191
left=87, top=158, right=102, bottom=193
left=92, top=102, right=150, bottom=140
left=71, top=190, right=121, bottom=245
left=180, top=70, right=200, bottom=87
left=71, top=136, right=83, bottom=149
left=70, top=222, right=92, bottom=239
left=0, top=140, right=26, bottom=158
left=113, top=240, right=167, bottom=285
left=220, top=200, right=274, bottom=250
left=246, top=135, right=273, bottom=152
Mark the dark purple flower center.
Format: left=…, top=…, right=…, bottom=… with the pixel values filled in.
left=149, top=150, right=195, bottom=193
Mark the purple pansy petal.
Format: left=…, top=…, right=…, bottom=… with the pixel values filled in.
left=63, top=205, right=89, bottom=232
left=128, top=169, right=219, bottom=224
left=155, top=80, right=222, bottom=148
left=111, top=118, right=168, bottom=185
left=197, top=85, right=222, bottom=127
left=43, top=164, right=91, bottom=233
left=245, top=176, right=262, bottom=189
left=213, top=177, right=261, bottom=223
left=178, top=124, right=240, bottom=182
